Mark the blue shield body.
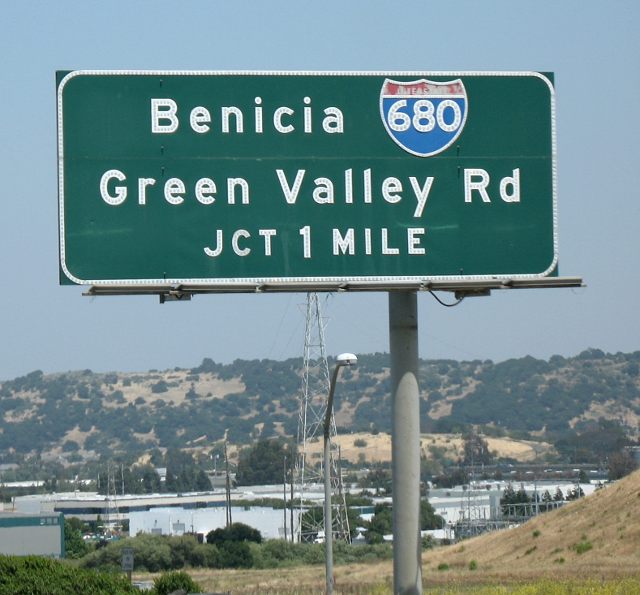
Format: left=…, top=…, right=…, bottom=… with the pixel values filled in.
left=380, top=78, right=468, bottom=157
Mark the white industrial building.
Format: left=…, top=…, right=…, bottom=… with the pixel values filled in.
left=428, top=480, right=597, bottom=527
left=129, top=506, right=303, bottom=540
left=11, top=483, right=326, bottom=540
left=9, top=479, right=599, bottom=543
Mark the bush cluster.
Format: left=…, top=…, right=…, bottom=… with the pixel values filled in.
left=81, top=534, right=218, bottom=573
left=153, top=571, right=202, bottom=595
left=0, top=554, right=207, bottom=595
left=79, top=531, right=393, bottom=573
left=0, top=555, right=137, bottom=594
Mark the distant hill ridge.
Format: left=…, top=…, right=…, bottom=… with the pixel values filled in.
left=0, top=348, right=638, bottom=461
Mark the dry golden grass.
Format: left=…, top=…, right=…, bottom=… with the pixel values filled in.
left=301, top=432, right=553, bottom=465
left=140, top=558, right=640, bottom=594
left=140, top=563, right=394, bottom=594
left=114, top=371, right=245, bottom=406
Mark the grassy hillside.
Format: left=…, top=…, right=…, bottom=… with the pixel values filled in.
left=422, top=468, right=640, bottom=583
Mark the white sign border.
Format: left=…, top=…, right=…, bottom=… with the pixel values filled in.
left=57, top=70, right=558, bottom=288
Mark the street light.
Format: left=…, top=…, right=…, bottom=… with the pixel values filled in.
left=324, top=352, right=357, bottom=595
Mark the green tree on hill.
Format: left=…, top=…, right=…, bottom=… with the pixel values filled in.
left=206, top=522, right=262, bottom=546
left=235, top=439, right=296, bottom=485
left=420, top=499, right=444, bottom=530
left=608, top=450, right=638, bottom=480
left=64, top=518, right=89, bottom=559
left=462, top=430, right=493, bottom=465
left=206, top=523, right=261, bottom=569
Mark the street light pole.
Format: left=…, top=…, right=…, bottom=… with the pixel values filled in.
left=323, top=353, right=357, bottom=595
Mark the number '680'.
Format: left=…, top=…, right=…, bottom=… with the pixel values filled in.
left=386, top=99, right=462, bottom=133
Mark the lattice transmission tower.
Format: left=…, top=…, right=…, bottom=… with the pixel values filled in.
left=294, top=293, right=350, bottom=543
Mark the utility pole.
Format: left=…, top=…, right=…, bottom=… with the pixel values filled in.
left=290, top=466, right=294, bottom=543
left=224, top=441, right=232, bottom=527
left=283, top=455, right=288, bottom=541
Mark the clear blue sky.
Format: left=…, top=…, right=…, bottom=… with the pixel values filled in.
left=0, top=1, right=638, bottom=380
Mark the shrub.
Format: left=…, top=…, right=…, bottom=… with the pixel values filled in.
left=190, top=543, right=220, bottom=568
left=301, top=544, right=326, bottom=565
left=437, top=563, right=449, bottom=571
left=207, top=522, right=262, bottom=546
left=333, top=542, right=392, bottom=565
left=573, top=540, right=593, bottom=555
left=154, top=570, right=202, bottom=595
left=422, top=535, right=434, bottom=550
left=469, top=559, right=478, bottom=571
left=253, top=539, right=302, bottom=568
left=62, top=440, right=80, bottom=453
left=151, top=380, right=169, bottom=393
left=217, top=540, right=253, bottom=568
left=168, top=534, right=200, bottom=569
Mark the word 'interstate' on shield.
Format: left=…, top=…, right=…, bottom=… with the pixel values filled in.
left=57, top=71, right=558, bottom=288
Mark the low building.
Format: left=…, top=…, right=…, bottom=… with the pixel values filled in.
left=13, top=490, right=231, bottom=524
left=0, top=512, right=64, bottom=558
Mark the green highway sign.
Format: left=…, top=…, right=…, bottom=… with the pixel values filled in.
left=57, top=71, right=558, bottom=289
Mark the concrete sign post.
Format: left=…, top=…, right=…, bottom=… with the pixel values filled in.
left=389, top=291, right=421, bottom=594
